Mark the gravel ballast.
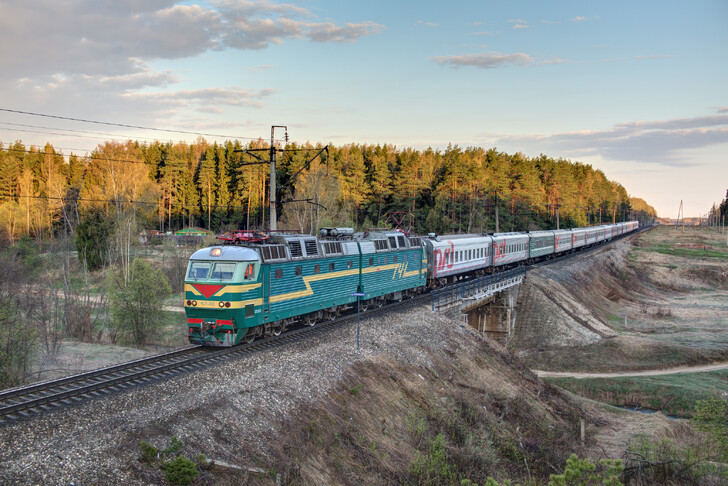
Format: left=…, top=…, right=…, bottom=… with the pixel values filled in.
left=0, top=302, right=462, bottom=484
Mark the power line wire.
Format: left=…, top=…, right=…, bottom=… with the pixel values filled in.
left=0, top=146, right=260, bottom=168
left=0, top=121, right=167, bottom=143
left=1, top=194, right=260, bottom=211
left=0, top=107, right=262, bottom=141
left=1, top=193, right=321, bottom=214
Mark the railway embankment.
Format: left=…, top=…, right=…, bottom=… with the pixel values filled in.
left=2, top=226, right=725, bottom=484
left=0, top=293, right=691, bottom=485
left=513, top=224, right=728, bottom=433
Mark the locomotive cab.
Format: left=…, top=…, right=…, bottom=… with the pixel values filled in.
left=184, top=246, right=263, bottom=346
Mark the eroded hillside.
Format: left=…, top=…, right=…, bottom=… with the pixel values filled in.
left=513, top=226, right=728, bottom=372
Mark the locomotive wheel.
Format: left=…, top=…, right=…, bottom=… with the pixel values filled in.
left=303, top=314, right=317, bottom=327
left=242, top=331, right=256, bottom=344
left=359, top=301, right=369, bottom=312
left=270, top=321, right=284, bottom=337
left=324, top=308, right=340, bottom=321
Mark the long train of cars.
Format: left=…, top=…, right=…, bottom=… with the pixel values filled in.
left=184, top=221, right=638, bottom=346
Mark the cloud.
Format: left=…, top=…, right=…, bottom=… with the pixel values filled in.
left=485, top=111, right=728, bottom=167
left=416, top=20, right=438, bottom=27
left=509, top=19, right=529, bottom=29
left=431, top=52, right=567, bottom=69
left=570, top=15, right=599, bottom=22
left=124, top=87, right=274, bottom=108
left=0, top=0, right=383, bottom=79
left=432, top=52, right=534, bottom=69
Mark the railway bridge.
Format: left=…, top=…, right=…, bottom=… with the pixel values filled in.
left=432, top=267, right=525, bottom=346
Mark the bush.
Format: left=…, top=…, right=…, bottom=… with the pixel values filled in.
left=161, top=456, right=199, bottom=485
left=408, top=433, right=458, bottom=485
left=75, top=208, right=114, bottom=270
left=548, top=454, right=623, bottom=486
left=107, top=258, right=171, bottom=345
left=693, top=396, right=728, bottom=462
left=139, top=441, right=159, bottom=463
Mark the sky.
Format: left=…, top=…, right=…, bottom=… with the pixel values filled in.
left=0, top=0, right=726, bottom=218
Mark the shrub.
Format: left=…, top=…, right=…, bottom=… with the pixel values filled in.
left=107, top=258, right=171, bottom=345
left=161, top=456, right=199, bottom=485
left=548, top=454, right=623, bottom=485
left=139, top=441, right=159, bottom=463
left=408, top=433, right=458, bottom=485
left=75, top=208, right=114, bottom=270
left=693, top=396, right=728, bottom=462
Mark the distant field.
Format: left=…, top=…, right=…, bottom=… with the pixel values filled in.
left=547, top=369, right=728, bottom=418
left=518, top=225, right=728, bottom=416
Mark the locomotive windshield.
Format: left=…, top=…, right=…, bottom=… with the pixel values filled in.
left=187, top=261, right=238, bottom=281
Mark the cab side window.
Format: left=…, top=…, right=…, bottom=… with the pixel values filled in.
left=244, top=263, right=255, bottom=280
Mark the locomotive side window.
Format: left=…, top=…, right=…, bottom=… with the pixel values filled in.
left=314, top=264, right=321, bottom=274
left=329, top=262, right=335, bottom=271
left=347, top=260, right=353, bottom=269
left=244, top=263, right=255, bottom=280
left=393, top=255, right=398, bottom=264
left=295, top=265, right=302, bottom=276
left=274, top=268, right=283, bottom=279
left=369, top=258, right=374, bottom=266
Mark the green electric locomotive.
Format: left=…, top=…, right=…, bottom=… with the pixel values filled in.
left=184, top=229, right=426, bottom=346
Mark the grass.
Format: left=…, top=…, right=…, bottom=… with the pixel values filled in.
left=519, top=336, right=726, bottom=373
left=548, top=369, right=728, bottom=418
left=644, top=244, right=728, bottom=260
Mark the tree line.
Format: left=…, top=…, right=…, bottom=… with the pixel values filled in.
left=0, top=138, right=657, bottom=245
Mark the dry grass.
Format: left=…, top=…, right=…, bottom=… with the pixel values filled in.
left=249, top=338, right=589, bottom=485
left=515, top=226, right=728, bottom=372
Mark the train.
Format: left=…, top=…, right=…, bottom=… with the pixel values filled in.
left=184, top=221, right=639, bottom=346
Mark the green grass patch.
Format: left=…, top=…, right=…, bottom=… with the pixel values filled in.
left=548, top=369, right=728, bottom=418
left=642, top=243, right=728, bottom=260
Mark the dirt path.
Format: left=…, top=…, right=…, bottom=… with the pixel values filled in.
left=534, top=361, right=728, bottom=379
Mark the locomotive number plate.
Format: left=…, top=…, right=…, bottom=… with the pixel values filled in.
left=198, top=300, right=218, bottom=308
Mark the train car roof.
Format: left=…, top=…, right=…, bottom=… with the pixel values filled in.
left=190, top=246, right=261, bottom=262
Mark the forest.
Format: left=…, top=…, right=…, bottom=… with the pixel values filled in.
left=0, top=138, right=657, bottom=246
left=0, top=138, right=660, bottom=387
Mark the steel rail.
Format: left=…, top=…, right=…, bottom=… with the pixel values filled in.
left=0, top=293, right=427, bottom=424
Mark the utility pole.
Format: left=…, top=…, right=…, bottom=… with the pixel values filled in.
left=494, top=192, right=500, bottom=233
left=555, top=198, right=561, bottom=230
left=237, top=128, right=329, bottom=232
left=268, top=125, right=288, bottom=231
left=677, top=200, right=684, bottom=233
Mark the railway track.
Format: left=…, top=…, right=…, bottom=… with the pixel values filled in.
left=1, top=228, right=648, bottom=425
left=0, top=292, right=427, bottom=425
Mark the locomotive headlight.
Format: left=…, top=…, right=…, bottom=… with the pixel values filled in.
left=186, top=300, right=191, bottom=306
left=219, top=301, right=225, bottom=308
left=224, top=302, right=230, bottom=308
left=192, top=300, right=197, bottom=306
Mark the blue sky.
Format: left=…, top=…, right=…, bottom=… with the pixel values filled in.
left=0, top=0, right=726, bottom=217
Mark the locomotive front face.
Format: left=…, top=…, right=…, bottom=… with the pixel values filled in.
left=184, top=246, right=262, bottom=346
